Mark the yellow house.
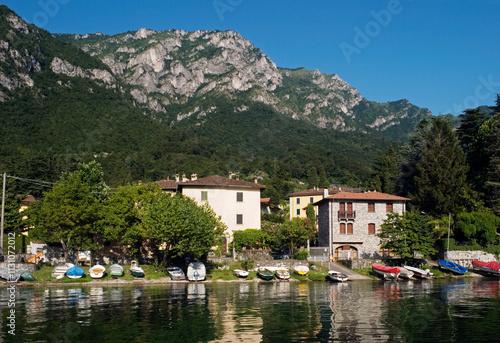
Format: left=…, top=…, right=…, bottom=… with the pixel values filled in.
left=288, top=187, right=358, bottom=220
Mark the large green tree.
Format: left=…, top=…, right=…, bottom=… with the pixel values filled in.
left=455, top=211, right=500, bottom=246
left=27, top=162, right=107, bottom=261
left=413, top=117, right=469, bottom=216
left=142, top=193, right=226, bottom=262
left=378, top=211, right=436, bottom=262
left=370, top=146, right=398, bottom=193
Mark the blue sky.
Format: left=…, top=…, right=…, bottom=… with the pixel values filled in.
left=2, top=0, right=500, bottom=115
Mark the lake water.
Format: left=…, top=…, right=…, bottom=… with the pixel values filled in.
left=0, top=278, right=499, bottom=342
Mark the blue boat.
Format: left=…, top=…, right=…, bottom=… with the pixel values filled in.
left=438, top=260, right=468, bottom=275
left=66, top=265, right=85, bottom=279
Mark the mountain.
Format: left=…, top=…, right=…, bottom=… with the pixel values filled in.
left=0, top=5, right=430, bottom=197
left=57, top=28, right=431, bottom=140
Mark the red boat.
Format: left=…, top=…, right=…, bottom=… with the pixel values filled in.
left=372, top=263, right=400, bottom=280
left=472, top=260, right=500, bottom=276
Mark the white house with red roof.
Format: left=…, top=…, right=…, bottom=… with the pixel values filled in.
left=175, top=175, right=266, bottom=248
left=314, top=191, right=410, bottom=260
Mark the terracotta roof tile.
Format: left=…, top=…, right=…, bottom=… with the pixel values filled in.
left=178, top=175, right=266, bottom=189
left=326, top=191, right=410, bottom=201
left=287, top=187, right=358, bottom=197
left=155, top=179, right=178, bottom=190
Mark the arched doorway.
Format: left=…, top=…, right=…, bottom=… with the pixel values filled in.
left=334, top=245, right=359, bottom=260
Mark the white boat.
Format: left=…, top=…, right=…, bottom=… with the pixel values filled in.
left=293, top=265, right=309, bottom=276
left=403, top=265, right=433, bottom=279
left=0, top=268, right=21, bottom=282
left=51, top=263, right=74, bottom=279
left=130, top=260, right=145, bottom=278
left=89, top=264, right=106, bottom=278
left=275, top=268, right=291, bottom=280
left=234, top=269, right=249, bottom=278
left=398, top=267, right=414, bottom=279
left=187, top=261, right=206, bottom=281
left=167, top=266, right=186, bottom=281
left=327, top=270, right=349, bottom=282
left=109, top=264, right=124, bottom=277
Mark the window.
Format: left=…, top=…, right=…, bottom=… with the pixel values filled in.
left=340, top=223, right=346, bottom=234
left=339, top=202, right=345, bottom=213
left=296, top=209, right=301, bottom=216
left=386, top=203, right=393, bottom=212
left=310, top=197, right=314, bottom=203
left=201, top=191, right=208, bottom=201
left=368, top=202, right=375, bottom=212
left=297, top=198, right=301, bottom=204
left=368, top=223, right=376, bottom=235
left=236, top=214, right=243, bottom=225
left=347, top=223, right=353, bottom=235
left=236, top=192, right=243, bottom=202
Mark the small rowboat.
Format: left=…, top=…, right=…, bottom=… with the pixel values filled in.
left=130, top=260, right=145, bottom=278
left=256, top=268, right=274, bottom=281
left=293, top=265, right=309, bottom=276
left=66, top=265, right=84, bottom=279
left=187, top=261, right=206, bottom=281
left=51, top=263, right=74, bottom=279
left=20, top=270, right=36, bottom=281
left=167, top=266, right=186, bottom=281
left=403, top=265, right=433, bottom=279
left=372, top=263, right=400, bottom=280
left=89, top=264, right=106, bottom=278
left=109, top=264, right=124, bottom=277
left=438, top=260, right=467, bottom=275
left=275, top=268, right=291, bottom=280
left=327, top=270, right=348, bottom=282
left=472, top=260, right=500, bottom=276
left=234, top=269, right=249, bottom=278
left=398, top=267, right=414, bottom=279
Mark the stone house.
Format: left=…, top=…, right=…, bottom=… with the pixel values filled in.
left=314, top=191, right=410, bottom=260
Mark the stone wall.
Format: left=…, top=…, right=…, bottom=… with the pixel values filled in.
left=445, top=250, right=498, bottom=268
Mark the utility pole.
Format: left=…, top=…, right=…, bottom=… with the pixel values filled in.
left=0, top=173, right=6, bottom=255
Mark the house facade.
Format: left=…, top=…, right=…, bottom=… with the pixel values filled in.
left=176, top=175, right=266, bottom=245
left=315, top=191, right=410, bottom=260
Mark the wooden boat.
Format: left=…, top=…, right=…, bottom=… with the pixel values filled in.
left=372, top=263, right=400, bottom=280
left=0, top=268, right=21, bottom=282
left=51, top=263, right=74, bottom=279
left=66, top=265, right=85, bottom=279
left=275, top=268, right=291, bottom=280
left=403, top=265, right=433, bottom=279
left=20, top=270, right=35, bottom=281
left=327, top=270, right=349, bottom=282
left=130, top=260, right=145, bottom=278
left=293, top=265, right=309, bottom=276
left=109, top=264, right=124, bottom=277
left=438, top=259, right=467, bottom=275
left=472, top=260, right=500, bottom=275
left=256, top=268, right=274, bottom=281
left=167, top=266, right=186, bottom=281
left=398, top=267, right=414, bottom=279
left=89, top=264, right=106, bottom=278
left=187, top=261, right=206, bottom=281
left=234, top=269, right=249, bottom=278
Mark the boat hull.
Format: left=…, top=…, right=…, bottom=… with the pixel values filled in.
left=257, top=268, right=274, bottom=280
left=234, top=269, right=249, bottom=278
left=109, top=264, right=124, bottom=277
left=275, top=269, right=290, bottom=280
left=187, top=262, right=206, bottom=281
left=66, top=266, right=84, bottom=279
left=327, top=271, right=348, bottom=282
left=293, top=265, right=309, bottom=276
left=472, top=260, right=500, bottom=275
left=167, top=267, right=186, bottom=281
left=89, top=265, right=106, bottom=279
left=438, top=260, right=467, bottom=275
left=372, top=264, right=400, bottom=280
left=403, top=266, right=433, bottom=279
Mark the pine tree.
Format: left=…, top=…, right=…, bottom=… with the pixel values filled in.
left=413, top=117, right=468, bottom=216
left=370, top=146, right=398, bottom=193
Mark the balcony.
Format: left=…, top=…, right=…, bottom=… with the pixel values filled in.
left=338, top=211, right=356, bottom=220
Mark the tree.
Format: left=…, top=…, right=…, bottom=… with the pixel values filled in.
left=233, top=229, right=270, bottom=252
left=99, top=183, right=162, bottom=256
left=307, top=167, right=318, bottom=189
left=455, top=211, right=500, bottom=246
left=378, top=212, right=436, bottom=262
left=370, top=146, right=398, bottom=193
left=485, top=113, right=500, bottom=215
left=264, top=218, right=315, bottom=256
left=27, top=162, right=107, bottom=262
left=318, top=165, right=329, bottom=188
left=142, top=193, right=226, bottom=262
left=413, top=117, right=469, bottom=216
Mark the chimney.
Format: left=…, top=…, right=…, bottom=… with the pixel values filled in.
left=175, top=174, right=180, bottom=182
left=167, top=176, right=170, bottom=181
left=138, top=180, right=142, bottom=185
left=191, top=173, right=197, bottom=181
left=235, top=175, right=239, bottom=180
left=182, top=174, right=188, bottom=182
left=323, top=188, right=329, bottom=198
left=253, top=176, right=258, bottom=184
left=228, top=172, right=233, bottom=179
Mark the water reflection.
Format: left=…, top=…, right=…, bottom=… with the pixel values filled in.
left=0, top=279, right=499, bottom=342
